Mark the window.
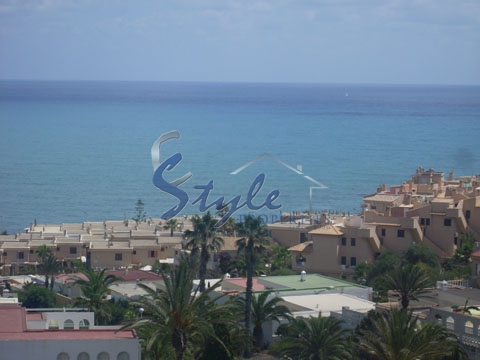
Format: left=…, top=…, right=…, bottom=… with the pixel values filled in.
left=381, top=228, right=386, bottom=236
left=70, top=247, right=77, bottom=254
left=350, top=238, right=356, bottom=246
left=149, top=250, right=157, bottom=258
left=300, top=233, right=307, bottom=243
left=350, top=257, right=357, bottom=266
left=17, top=251, right=24, bottom=259
left=132, top=250, right=136, bottom=255
left=444, top=219, right=452, bottom=227
left=341, top=256, right=347, bottom=265
left=57, top=353, right=70, bottom=360
left=426, top=218, right=430, bottom=226
left=77, top=353, right=90, bottom=360
left=115, top=253, right=123, bottom=261
left=97, top=352, right=110, bottom=360
left=397, top=230, right=405, bottom=238
left=466, top=210, right=471, bottom=220
left=341, top=237, right=347, bottom=246
left=63, top=319, right=74, bottom=330
left=465, top=321, right=474, bottom=335
left=446, top=316, right=454, bottom=330
left=420, top=218, right=425, bottom=225
left=117, top=352, right=130, bottom=360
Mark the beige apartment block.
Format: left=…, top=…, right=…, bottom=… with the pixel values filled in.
left=268, top=222, right=316, bottom=248
left=287, top=168, right=480, bottom=279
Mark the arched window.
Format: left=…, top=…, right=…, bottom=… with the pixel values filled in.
left=465, top=321, right=474, bottom=335
left=64, top=319, right=74, bottom=330
left=79, top=319, right=90, bottom=329
left=57, top=353, right=70, bottom=360
left=434, top=313, right=442, bottom=325
left=446, top=316, right=455, bottom=330
left=97, top=352, right=110, bottom=360
left=117, top=352, right=129, bottom=360
left=77, top=353, right=90, bottom=360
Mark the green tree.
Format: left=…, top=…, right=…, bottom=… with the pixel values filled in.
left=403, top=242, right=440, bottom=269
left=122, top=259, right=241, bottom=360
left=133, top=199, right=147, bottom=224
left=36, top=245, right=61, bottom=290
left=216, top=203, right=236, bottom=236
left=237, top=290, right=292, bottom=349
left=163, top=218, right=178, bottom=237
left=385, top=264, right=434, bottom=309
left=185, top=212, right=224, bottom=293
left=454, top=233, right=475, bottom=265
left=270, top=316, right=353, bottom=360
left=236, top=214, right=270, bottom=358
left=19, top=282, right=55, bottom=308
left=74, top=269, right=122, bottom=325
left=356, top=308, right=467, bottom=360
left=370, top=250, right=401, bottom=291
left=271, top=246, right=292, bottom=271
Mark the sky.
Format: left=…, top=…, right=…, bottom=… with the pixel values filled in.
left=0, top=0, right=479, bottom=85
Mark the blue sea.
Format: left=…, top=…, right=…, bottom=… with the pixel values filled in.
left=0, top=81, right=479, bottom=234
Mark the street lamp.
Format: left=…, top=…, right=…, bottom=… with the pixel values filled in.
left=139, top=307, right=144, bottom=319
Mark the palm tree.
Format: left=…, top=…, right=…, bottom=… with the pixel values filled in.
left=74, top=269, right=122, bottom=325
left=270, top=315, right=353, bottom=360
left=185, top=212, right=224, bottom=292
left=236, top=214, right=269, bottom=357
left=385, top=264, right=434, bottom=309
left=36, top=245, right=61, bottom=290
left=237, top=290, right=292, bottom=349
left=163, top=218, right=178, bottom=237
left=121, top=259, right=241, bottom=360
left=356, top=308, right=467, bottom=360
left=216, top=204, right=236, bottom=236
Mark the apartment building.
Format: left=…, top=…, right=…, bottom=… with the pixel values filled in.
left=286, top=168, right=480, bottom=277
left=0, top=218, right=185, bottom=275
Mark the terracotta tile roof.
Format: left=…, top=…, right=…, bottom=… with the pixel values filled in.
left=309, top=225, right=344, bottom=236
left=107, top=269, right=162, bottom=282
left=363, top=194, right=402, bottom=202
left=0, top=305, right=137, bottom=340
left=0, top=305, right=26, bottom=333
left=288, top=241, right=313, bottom=252
left=223, top=277, right=265, bottom=291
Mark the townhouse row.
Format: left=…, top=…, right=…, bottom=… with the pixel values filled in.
left=0, top=219, right=186, bottom=275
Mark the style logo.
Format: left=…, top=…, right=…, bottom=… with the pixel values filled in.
left=151, top=130, right=282, bottom=227
left=231, top=152, right=328, bottom=213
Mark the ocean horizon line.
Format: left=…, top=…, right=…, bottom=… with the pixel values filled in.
left=1, top=79, right=479, bottom=88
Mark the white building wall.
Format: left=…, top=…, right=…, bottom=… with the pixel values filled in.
left=0, top=338, right=141, bottom=360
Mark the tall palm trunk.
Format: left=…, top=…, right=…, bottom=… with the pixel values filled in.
left=198, top=245, right=209, bottom=292
left=244, top=242, right=254, bottom=358
left=173, top=329, right=187, bottom=360
left=253, top=323, right=264, bottom=349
